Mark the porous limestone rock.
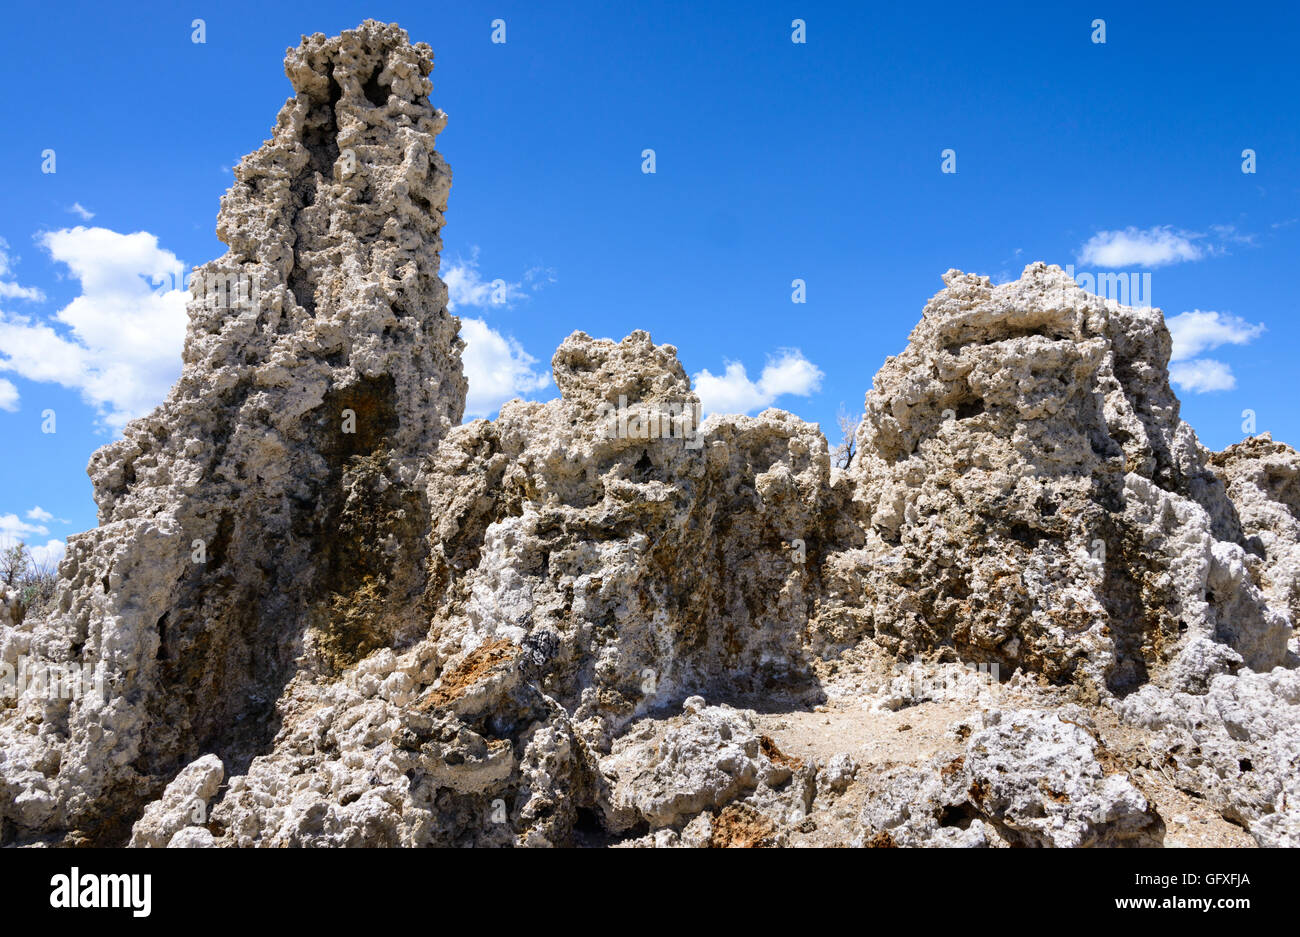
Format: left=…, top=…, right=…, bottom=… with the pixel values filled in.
left=129, top=753, right=224, bottom=848
left=208, top=641, right=597, bottom=847
left=168, top=826, right=218, bottom=848
left=854, top=709, right=1164, bottom=847
left=1119, top=667, right=1300, bottom=846
left=833, top=264, right=1291, bottom=694
left=820, top=752, right=858, bottom=795
left=1210, top=434, right=1300, bottom=655
left=601, top=701, right=785, bottom=831
left=0, top=19, right=463, bottom=845
left=0, top=588, right=19, bottom=627
left=422, top=329, right=845, bottom=750
left=204, top=329, right=840, bottom=847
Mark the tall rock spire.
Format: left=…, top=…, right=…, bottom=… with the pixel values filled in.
left=0, top=21, right=464, bottom=843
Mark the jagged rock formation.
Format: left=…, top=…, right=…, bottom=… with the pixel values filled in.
left=423, top=330, right=844, bottom=737
left=0, top=20, right=462, bottom=844
left=2, top=21, right=1298, bottom=849
left=196, top=331, right=843, bottom=846
left=835, top=266, right=1289, bottom=694
left=128, top=754, right=224, bottom=848
left=1210, top=434, right=1300, bottom=650
left=0, top=589, right=19, bottom=627
left=600, top=698, right=814, bottom=834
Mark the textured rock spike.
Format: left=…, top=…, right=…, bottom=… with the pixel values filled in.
left=0, top=20, right=464, bottom=844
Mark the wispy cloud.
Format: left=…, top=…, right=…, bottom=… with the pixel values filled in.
left=1166, top=309, right=1266, bottom=394
left=0, top=237, right=45, bottom=302
left=68, top=203, right=95, bottom=221
left=1078, top=226, right=1207, bottom=268
left=693, top=349, right=824, bottom=416
left=0, top=226, right=188, bottom=431
left=1208, top=224, right=1254, bottom=246
left=0, top=511, right=47, bottom=541
left=1077, top=223, right=1259, bottom=269
left=0, top=377, right=16, bottom=412
left=443, top=250, right=526, bottom=310
left=524, top=265, right=557, bottom=289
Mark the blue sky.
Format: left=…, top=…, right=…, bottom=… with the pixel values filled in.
left=1, top=0, right=1298, bottom=562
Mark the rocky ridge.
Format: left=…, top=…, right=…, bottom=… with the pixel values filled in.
left=1, top=21, right=1296, bottom=848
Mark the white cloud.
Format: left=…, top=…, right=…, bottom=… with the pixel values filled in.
left=1170, top=359, right=1237, bottom=393
left=1166, top=310, right=1265, bottom=362
left=1163, top=310, right=1265, bottom=395
left=443, top=249, right=554, bottom=418
left=692, top=349, right=824, bottom=416
left=443, top=251, right=525, bottom=310
left=28, top=538, right=65, bottom=566
left=0, top=512, right=48, bottom=541
left=1, top=505, right=65, bottom=571
left=68, top=203, right=95, bottom=221
left=0, top=226, right=188, bottom=431
left=0, top=377, right=16, bottom=412
left=28, top=538, right=66, bottom=570
left=443, top=250, right=555, bottom=310
left=0, top=283, right=45, bottom=302
left=1078, top=226, right=1206, bottom=268
left=0, top=237, right=45, bottom=302
left=460, top=317, right=550, bottom=419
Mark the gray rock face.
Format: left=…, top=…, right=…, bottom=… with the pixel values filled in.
left=128, top=753, right=224, bottom=848
left=0, top=589, right=18, bottom=627
left=194, top=329, right=842, bottom=847
left=1, top=22, right=1298, bottom=849
left=835, top=265, right=1290, bottom=694
left=0, top=20, right=462, bottom=844
left=601, top=701, right=787, bottom=831
left=1210, top=434, right=1300, bottom=655
left=423, top=330, right=842, bottom=743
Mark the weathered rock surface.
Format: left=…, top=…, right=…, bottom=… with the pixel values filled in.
left=1, top=21, right=1298, bottom=849
left=1210, top=434, right=1300, bottom=656
left=599, top=698, right=810, bottom=832
left=0, top=589, right=18, bottom=627
left=834, top=265, right=1289, bottom=694
left=1119, top=668, right=1300, bottom=847
left=203, top=329, right=839, bottom=846
left=129, top=753, right=224, bottom=848
left=0, top=20, right=462, bottom=845
left=423, top=329, right=840, bottom=740
left=853, top=709, right=1164, bottom=848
